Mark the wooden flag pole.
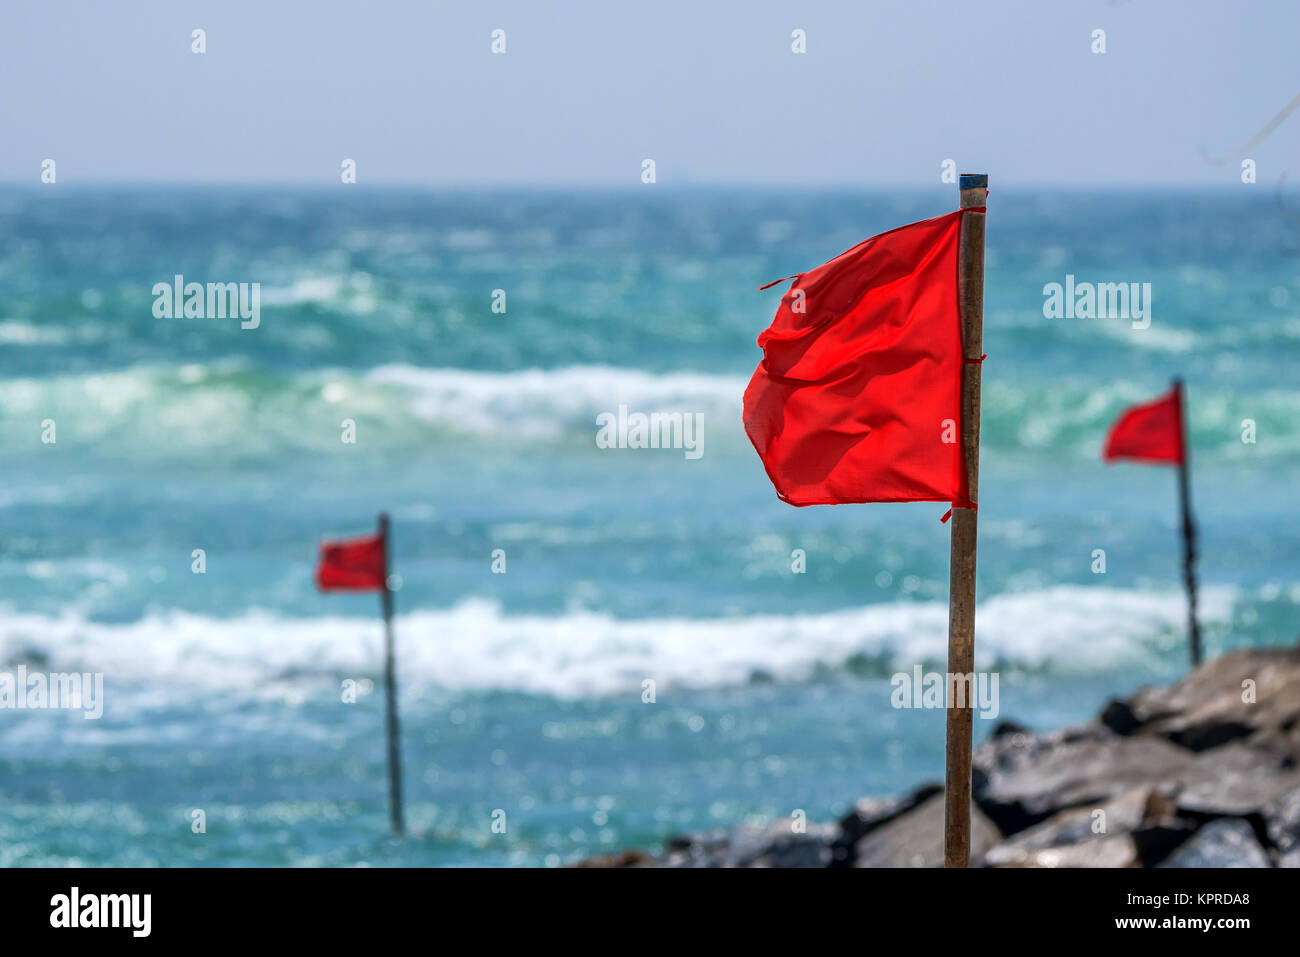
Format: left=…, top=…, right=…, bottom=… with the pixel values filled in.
left=378, top=512, right=405, bottom=835
left=944, top=174, right=988, bottom=868
left=1173, top=378, right=1202, bottom=667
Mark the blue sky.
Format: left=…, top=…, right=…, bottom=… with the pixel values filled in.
left=1, top=0, right=1296, bottom=186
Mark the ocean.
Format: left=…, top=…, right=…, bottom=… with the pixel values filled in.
left=0, top=185, right=1296, bottom=865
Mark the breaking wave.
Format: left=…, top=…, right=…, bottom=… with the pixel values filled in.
left=0, top=585, right=1238, bottom=699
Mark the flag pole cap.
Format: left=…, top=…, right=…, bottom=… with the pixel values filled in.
left=959, top=173, right=988, bottom=190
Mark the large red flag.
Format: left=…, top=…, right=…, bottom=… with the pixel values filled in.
left=316, top=531, right=387, bottom=591
left=1103, top=385, right=1185, bottom=466
left=743, top=209, right=974, bottom=508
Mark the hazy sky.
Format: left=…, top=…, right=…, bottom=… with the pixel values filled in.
left=2, top=0, right=1297, bottom=187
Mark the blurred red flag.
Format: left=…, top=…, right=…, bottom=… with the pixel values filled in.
left=743, top=209, right=973, bottom=507
left=316, top=532, right=386, bottom=591
left=1103, top=385, right=1185, bottom=466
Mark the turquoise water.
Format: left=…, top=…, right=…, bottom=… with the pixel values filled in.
left=1, top=186, right=1297, bottom=865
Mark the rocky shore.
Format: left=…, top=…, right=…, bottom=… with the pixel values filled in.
left=580, top=646, right=1300, bottom=867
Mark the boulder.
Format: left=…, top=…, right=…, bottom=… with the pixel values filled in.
left=1099, top=698, right=1143, bottom=736
left=1118, top=648, right=1300, bottom=752
left=974, top=726, right=1193, bottom=834
left=1246, top=720, right=1300, bottom=765
left=830, top=782, right=942, bottom=865
left=851, top=791, right=1000, bottom=868
left=657, top=822, right=837, bottom=868
left=988, top=834, right=1141, bottom=868
left=728, top=823, right=838, bottom=868
left=1263, top=787, right=1300, bottom=855
left=1171, top=743, right=1300, bottom=819
left=1156, top=819, right=1271, bottom=868
left=573, top=849, right=656, bottom=867
left=983, top=785, right=1191, bottom=868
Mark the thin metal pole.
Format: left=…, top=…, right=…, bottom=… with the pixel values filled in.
left=378, top=512, right=404, bottom=835
left=1173, top=379, right=1202, bottom=668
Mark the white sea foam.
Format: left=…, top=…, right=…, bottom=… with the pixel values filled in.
left=0, top=321, right=71, bottom=346
left=368, top=364, right=746, bottom=438
left=0, top=586, right=1236, bottom=700
left=3, top=363, right=1299, bottom=461
left=258, top=276, right=345, bottom=306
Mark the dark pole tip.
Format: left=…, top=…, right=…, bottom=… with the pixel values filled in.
left=959, top=174, right=988, bottom=190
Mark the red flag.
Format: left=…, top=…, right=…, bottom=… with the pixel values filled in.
left=743, top=209, right=974, bottom=507
left=316, top=532, right=387, bottom=591
left=1103, top=385, right=1185, bottom=466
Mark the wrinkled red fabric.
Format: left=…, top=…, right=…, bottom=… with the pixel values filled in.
left=316, top=532, right=387, bottom=591
left=744, top=209, right=971, bottom=507
left=1103, top=385, right=1185, bottom=466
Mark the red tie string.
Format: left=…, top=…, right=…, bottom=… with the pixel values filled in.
left=940, top=503, right=978, bottom=524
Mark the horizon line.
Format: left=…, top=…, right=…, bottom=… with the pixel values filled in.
left=0, top=179, right=1263, bottom=192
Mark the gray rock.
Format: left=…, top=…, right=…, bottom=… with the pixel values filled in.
left=1172, top=743, right=1300, bottom=818
left=975, top=728, right=1193, bottom=834
left=728, top=823, right=837, bottom=868
left=1247, top=720, right=1300, bottom=765
left=985, top=786, right=1155, bottom=858
left=1122, top=648, right=1300, bottom=752
left=1263, top=787, right=1300, bottom=854
left=852, top=791, right=1000, bottom=867
left=1099, top=698, right=1142, bottom=736
left=1157, top=819, right=1271, bottom=868
left=657, top=822, right=837, bottom=868
left=983, top=785, right=1191, bottom=868
left=831, top=782, right=942, bottom=865
left=989, top=834, right=1142, bottom=868
left=573, top=849, right=656, bottom=867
